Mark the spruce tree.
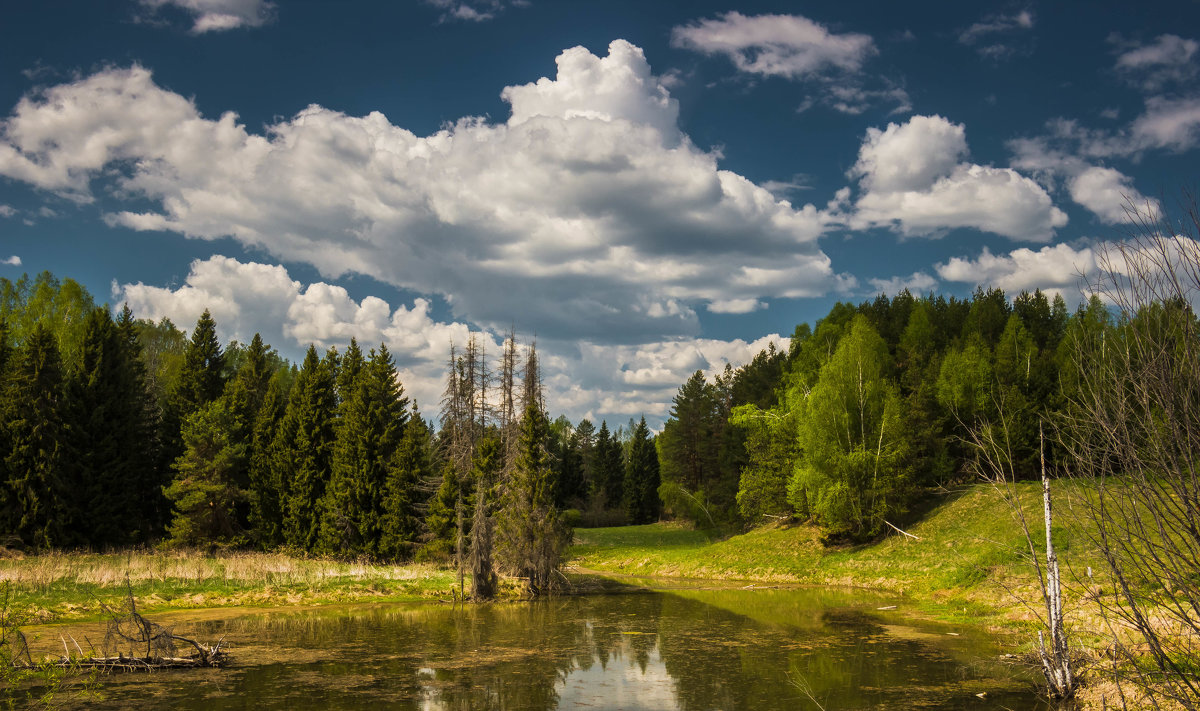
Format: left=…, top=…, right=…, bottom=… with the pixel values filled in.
left=61, top=308, right=129, bottom=547
left=380, top=411, right=431, bottom=560
left=1, top=324, right=67, bottom=548
left=274, top=346, right=337, bottom=551
left=248, top=370, right=287, bottom=547
left=116, top=305, right=165, bottom=540
left=591, top=421, right=625, bottom=510
left=173, top=309, right=226, bottom=418
left=623, top=417, right=660, bottom=525
left=318, top=342, right=408, bottom=556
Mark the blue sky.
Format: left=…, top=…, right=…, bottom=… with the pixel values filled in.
left=1, top=0, right=1198, bottom=426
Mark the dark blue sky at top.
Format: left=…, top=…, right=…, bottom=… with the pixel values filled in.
left=1, top=0, right=1198, bottom=421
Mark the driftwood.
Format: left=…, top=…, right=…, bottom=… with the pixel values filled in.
left=7, top=584, right=229, bottom=674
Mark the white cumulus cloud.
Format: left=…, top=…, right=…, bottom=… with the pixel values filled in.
left=936, top=243, right=1095, bottom=298
left=671, top=12, right=875, bottom=79
left=0, top=42, right=843, bottom=343
left=1, top=256, right=20, bottom=266
left=1067, top=166, right=1157, bottom=224
left=867, top=271, right=937, bottom=296
left=846, top=115, right=1067, bottom=241
left=671, top=12, right=909, bottom=114
left=139, top=0, right=275, bottom=32
left=1112, top=34, right=1198, bottom=90
left=957, top=10, right=1035, bottom=60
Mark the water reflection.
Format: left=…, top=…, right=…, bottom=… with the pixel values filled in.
left=51, top=588, right=1044, bottom=710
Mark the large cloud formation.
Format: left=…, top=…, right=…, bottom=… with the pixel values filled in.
left=117, top=256, right=786, bottom=425
left=846, top=115, right=1067, bottom=241
left=0, top=41, right=839, bottom=343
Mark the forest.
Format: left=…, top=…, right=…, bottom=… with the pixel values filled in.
left=0, top=266, right=1181, bottom=572
left=0, top=272, right=660, bottom=594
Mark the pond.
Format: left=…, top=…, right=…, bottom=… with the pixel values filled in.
left=33, top=587, right=1045, bottom=710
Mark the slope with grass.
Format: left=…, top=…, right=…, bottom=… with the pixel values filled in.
left=571, top=481, right=1106, bottom=629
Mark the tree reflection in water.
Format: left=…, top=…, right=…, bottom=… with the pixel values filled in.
left=66, top=589, right=1044, bottom=710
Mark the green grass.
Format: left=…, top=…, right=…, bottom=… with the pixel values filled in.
left=571, top=481, right=1110, bottom=628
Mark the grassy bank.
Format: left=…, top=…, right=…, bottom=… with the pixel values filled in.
left=571, top=482, right=1184, bottom=708
left=0, top=550, right=463, bottom=622
left=572, top=481, right=1111, bottom=631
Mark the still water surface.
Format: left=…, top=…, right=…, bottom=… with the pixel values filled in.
left=47, top=587, right=1044, bottom=710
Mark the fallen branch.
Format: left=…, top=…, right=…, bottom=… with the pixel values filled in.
left=884, top=520, right=920, bottom=541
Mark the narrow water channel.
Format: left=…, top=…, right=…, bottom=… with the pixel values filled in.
left=32, top=588, right=1045, bottom=709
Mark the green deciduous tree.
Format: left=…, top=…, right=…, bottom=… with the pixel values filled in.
left=732, top=404, right=797, bottom=525
left=789, top=315, right=910, bottom=541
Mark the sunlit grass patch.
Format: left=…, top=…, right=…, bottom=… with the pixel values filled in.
left=0, top=550, right=458, bottom=621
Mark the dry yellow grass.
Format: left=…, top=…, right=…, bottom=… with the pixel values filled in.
left=0, top=549, right=459, bottom=621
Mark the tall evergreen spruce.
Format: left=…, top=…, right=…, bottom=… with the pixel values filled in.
left=591, top=421, right=625, bottom=510
left=1, top=324, right=66, bottom=548
left=248, top=370, right=288, bottom=547
left=380, top=410, right=431, bottom=560
left=116, top=305, right=165, bottom=539
left=274, top=346, right=337, bottom=551
left=162, top=309, right=227, bottom=492
left=319, top=342, right=409, bottom=556
left=61, top=308, right=146, bottom=547
left=226, top=332, right=274, bottom=532
left=173, top=309, right=226, bottom=418
left=623, top=417, right=660, bottom=525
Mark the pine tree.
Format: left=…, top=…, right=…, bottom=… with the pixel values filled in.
left=1, top=325, right=67, bottom=548
left=163, top=390, right=249, bottom=547
left=623, top=417, right=660, bottom=525
left=658, top=371, right=722, bottom=524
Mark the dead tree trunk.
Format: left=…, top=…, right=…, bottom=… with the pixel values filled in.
left=1038, top=423, right=1073, bottom=699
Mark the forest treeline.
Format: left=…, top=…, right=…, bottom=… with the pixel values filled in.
left=0, top=273, right=658, bottom=582
left=654, top=286, right=1123, bottom=542
left=0, top=270, right=1142, bottom=556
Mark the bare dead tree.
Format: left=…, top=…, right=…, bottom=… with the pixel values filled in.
left=1057, top=195, right=1200, bottom=709
left=499, top=328, right=519, bottom=459
left=968, top=407, right=1075, bottom=700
